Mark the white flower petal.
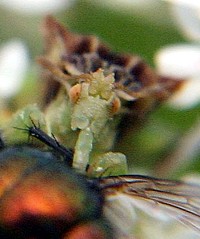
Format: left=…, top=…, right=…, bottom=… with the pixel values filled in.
left=164, top=0, right=200, bottom=9
left=0, top=40, right=29, bottom=98
left=0, top=0, right=75, bottom=15
left=167, top=78, right=200, bottom=109
left=172, top=3, right=200, bottom=41
left=155, top=44, right=200, bottom=108
left=164, top=0, right=200, bottom=41
left=155, top=44, right=200, bottom=78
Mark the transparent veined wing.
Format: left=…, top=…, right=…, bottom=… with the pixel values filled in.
left=98, top=175, right=200, bottom=239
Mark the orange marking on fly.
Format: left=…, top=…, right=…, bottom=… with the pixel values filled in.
left=0, top=155, right=45, bottom=198
left=66, top=222, right=110, bottom=239
left=1, top=183, right=78, bottom=225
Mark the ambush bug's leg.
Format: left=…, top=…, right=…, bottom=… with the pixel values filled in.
left=87, top=152, right=127, bottom=177
left=73, top=127, right=93, bottom=173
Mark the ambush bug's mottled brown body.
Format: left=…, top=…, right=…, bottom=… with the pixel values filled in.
left=39, top=16, right=183, bottom=138
left=40, top=16, right=182, bottom=109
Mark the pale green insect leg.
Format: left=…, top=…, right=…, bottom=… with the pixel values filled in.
left=73, top=127, right=93, bottom=172
left=88, top=152, right=128, bottom=177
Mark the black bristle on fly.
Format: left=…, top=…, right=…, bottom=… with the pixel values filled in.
left=14, top=118, right=73, bottom=167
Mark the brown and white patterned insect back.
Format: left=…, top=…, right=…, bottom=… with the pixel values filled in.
left=39, top=16, right=183, bottom=109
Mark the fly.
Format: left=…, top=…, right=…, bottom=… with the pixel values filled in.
left=7, top=126, right=200, bottom=239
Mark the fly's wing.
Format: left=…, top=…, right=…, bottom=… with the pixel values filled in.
left=98, top=175, right=200, bottom=239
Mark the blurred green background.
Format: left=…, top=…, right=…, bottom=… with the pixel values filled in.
left=0, top=0, right=200, bottom=180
